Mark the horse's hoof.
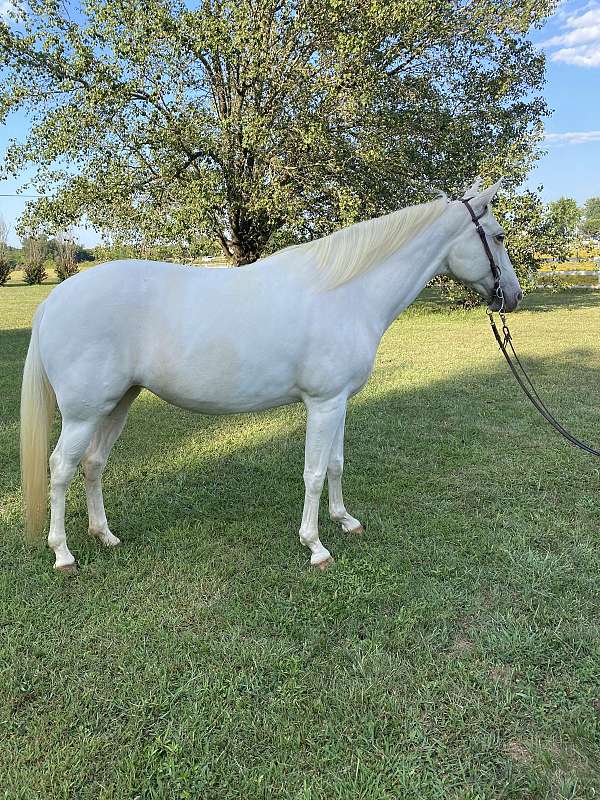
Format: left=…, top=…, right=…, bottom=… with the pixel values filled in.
left=313, top=556, right=334, bottom=571
left=55, top=562, right=78, bottom=575
left=90, top=529, right=121, bottom=547
left=348, top=524, right=364, bottom=535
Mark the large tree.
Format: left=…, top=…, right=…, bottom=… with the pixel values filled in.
left=1, top=0, right=556, bottom=264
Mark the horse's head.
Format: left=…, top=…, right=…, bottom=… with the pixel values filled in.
left=446, top=178, right=522, bottom=312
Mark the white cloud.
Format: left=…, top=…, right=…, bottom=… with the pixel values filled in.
left=541, top=2, right=600, bottom=66
left=552, top=42, right=600, bottom=64
left=542, top=23, right=600, bottom=47
left=545, top=130, right=600, bottom=143
left=0, top=0, right=15, bottom=20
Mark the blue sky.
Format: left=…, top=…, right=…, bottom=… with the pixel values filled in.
left=1, top=0, right=599, bottom=246
left=525, top=0, right=600, bottom=203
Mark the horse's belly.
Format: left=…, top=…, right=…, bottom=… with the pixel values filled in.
left=141, top=337, right=302, bottom=414
left=149, top=385, right=301, bottom=414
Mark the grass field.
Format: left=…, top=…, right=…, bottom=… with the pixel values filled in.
left=1, top=280, right=599, bottom=799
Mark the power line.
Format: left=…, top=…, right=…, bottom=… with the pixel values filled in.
left=0, top=193, right=42, bottom=197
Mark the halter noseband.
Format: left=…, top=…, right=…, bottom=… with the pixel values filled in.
left=460, top=197, right=504, bottom=313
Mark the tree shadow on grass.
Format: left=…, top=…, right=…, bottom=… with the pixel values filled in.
left=4, top=277, right=61, bottom=288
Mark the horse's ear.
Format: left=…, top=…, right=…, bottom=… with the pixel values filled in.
left=468, top=178, right=503, bottom=215
left=462, top=176, right=484, bottom=197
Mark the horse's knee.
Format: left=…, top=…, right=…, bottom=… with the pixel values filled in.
left=303, top=467, right=327, bottom=495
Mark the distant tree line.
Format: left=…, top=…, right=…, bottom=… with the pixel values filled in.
left=540, top=196, right=600, bottom=260
left=0, top=224, right=96, bottom=286
left=2, top=193, right=598, bottom=290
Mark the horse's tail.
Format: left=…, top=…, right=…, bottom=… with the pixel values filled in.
left=20, top=303, right=55, bottom=540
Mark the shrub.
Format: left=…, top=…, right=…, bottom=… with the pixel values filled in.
left=0, top=216, right=11, bottom=286
left=22, top=234, right=48, bottom=284
left=0, top=256, right=12, bottom=286
left=22, top=261, right=47, bottom=285
left=434, top=275, right=481, bottom=309
left=55, top=235, right=79, bottom=281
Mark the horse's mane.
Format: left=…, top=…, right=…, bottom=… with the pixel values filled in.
left=277, top=196, right=448, bottom=289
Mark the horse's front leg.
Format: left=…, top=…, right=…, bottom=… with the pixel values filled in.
left=327, top=414, right=364, bottom=535
left=300, top=395, right=347, bottom=570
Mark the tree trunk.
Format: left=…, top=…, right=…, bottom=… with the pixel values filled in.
left=219, top=237, right=261, bottom=266
left=216, top=212, right=275, bottom=266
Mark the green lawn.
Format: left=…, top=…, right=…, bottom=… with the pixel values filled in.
left=1, top=280, right=599, bottom=799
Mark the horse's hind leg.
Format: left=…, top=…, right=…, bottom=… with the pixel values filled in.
left=82, top=387, right=140, bottom=547
left=48, top=417, right=100, bottom=571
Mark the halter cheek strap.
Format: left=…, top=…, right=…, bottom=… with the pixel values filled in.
left=460, top=197, right=504, bottom=311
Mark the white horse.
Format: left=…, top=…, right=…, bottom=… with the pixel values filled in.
left=20, top=178, right=522, bottom=572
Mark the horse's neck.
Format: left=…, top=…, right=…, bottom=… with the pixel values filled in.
left=357, top=211, right=452, bottom=334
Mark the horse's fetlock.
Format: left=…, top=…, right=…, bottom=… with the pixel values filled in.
left=299, top=528, right=316, bottom=547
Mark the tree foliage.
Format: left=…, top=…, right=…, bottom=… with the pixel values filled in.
left=542, top=197, right=581, bottom=261
left=496, top=189, right=547, bottom=287
left=1, top=0, right=556, bottom=264
left=581, top=197, right=600, bottom=239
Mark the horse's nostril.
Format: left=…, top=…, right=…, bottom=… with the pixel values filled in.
left=517, top=290, right=523, bottom=302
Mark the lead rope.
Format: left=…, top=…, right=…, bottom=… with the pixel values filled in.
left=487, top=310, right=600, bottom=457
left=459, top=196, right=600, bottom=458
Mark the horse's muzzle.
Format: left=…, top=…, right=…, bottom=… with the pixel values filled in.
left=489, top=289, right=523, bottom=313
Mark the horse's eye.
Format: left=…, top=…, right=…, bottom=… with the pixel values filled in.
left=495, top=233, right=505, bottom=243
